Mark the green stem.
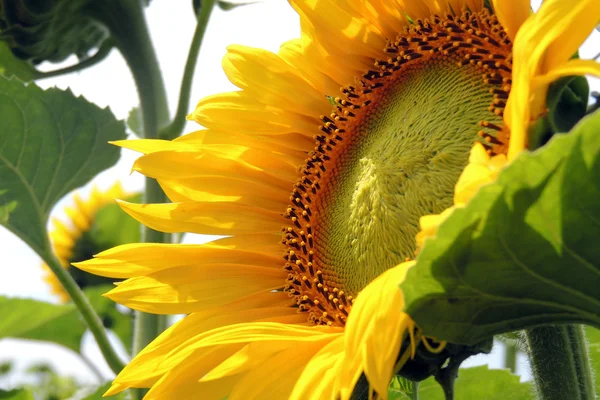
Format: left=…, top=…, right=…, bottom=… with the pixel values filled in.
left=408, top=381, right=419, bottom=400
left=525, top=325, right=595, bottom=400
left=504, top=341, right=517, bottom=373
left=35, top=39, right=115, bottom=80
left=159, top=0, right=216, bottom=139
left=568, top=325, right=596, bottom=399
left=87, top=2, right=172, bottom=397
left=42, top=249, right=125, bottom=375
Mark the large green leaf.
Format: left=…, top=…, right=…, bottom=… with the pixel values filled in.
left=0, top=297, right=84, bottom=352
left=417, top=366, right=534, bottom=400
left=0, top=389, right=34, bottom=400
left=0, top=42, right=38, bottom=82
left=0, top=75, right=125, bottom=255
left=0, top=291, right=132, bottom=354
left=401, top=110, right=600, bottom=345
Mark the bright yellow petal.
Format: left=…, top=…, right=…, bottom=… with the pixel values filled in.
left=74, top=242, right=282, bottom=278
left=107, top=294, right=299, bottom=393
left=105, top=265, right=286, bottom=314
left=289, top=335, right=345, bottom=400
left=117, top=201, right=284, bottom=236
left=338, top=261, right=416, bottom=400
left=492, top=0, right=530, bottom=42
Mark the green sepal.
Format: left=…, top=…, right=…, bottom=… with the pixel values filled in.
left=528, top=72, right=589, bottom=150
left=401, top=109, right=600, bottom=345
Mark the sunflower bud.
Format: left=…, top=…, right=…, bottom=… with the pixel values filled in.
left=0, top=0, right=110, bottom=64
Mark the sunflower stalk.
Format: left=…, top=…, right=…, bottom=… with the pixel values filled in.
left=41, top=248, right=125, bottom=375
left=159, top=0, right=216, bottom=140
left=86, top=1, right=175, bottom=396
left=525, top=325, right=596, bottom=400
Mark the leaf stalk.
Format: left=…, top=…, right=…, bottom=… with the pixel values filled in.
left=42, top=249, right=125, bottom=375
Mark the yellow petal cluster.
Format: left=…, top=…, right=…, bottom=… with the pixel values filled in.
left=73, top=0, right=600, bottom=398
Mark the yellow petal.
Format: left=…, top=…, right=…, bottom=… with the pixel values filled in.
left=105, top=265, right=286, bottom=314
left=222, top=44, right=329, bottom=117
left=108, top=294, right=298, bottom=393
left=492, top=0, right=530, bottom=42
left=133, top=150, right=294, bottom=193
left=289, top=335, right=345, bottom=400
left=191, top=91, right=320, bottom=137
left=74, top=242, right=282, bottom=278
left=117, top=201, right=284, bottom=236
left=533, top=59, right=600, bottom=87
left=228, top=339, right=329, bottom=400
left=338, top=261, right=416, bottom=399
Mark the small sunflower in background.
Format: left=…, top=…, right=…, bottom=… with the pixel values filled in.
left=43, top=183, right=141, bottom=302
left=76, top=0, right=600, bottom=398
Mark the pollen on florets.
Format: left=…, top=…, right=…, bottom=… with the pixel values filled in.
left=282, top=9, right=513, bottom=327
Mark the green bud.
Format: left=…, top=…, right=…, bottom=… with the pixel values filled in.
left=0, top=0, right=107, bottom=64
left=0, top=0, right=150, bottom=65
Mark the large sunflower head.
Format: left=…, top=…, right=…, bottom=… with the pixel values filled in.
left=76, top=0, right=600, bottom=398
left=44, top=183, right=140, bottom=302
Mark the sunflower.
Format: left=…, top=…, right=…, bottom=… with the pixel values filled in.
left=43, top=183, right=139, bottom=302
left=75, top=0, right=600, bottom=398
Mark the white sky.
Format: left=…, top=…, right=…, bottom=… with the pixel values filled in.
left=0, top=0, right=598, bottom=392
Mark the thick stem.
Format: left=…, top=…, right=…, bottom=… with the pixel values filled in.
left=525, top=325, right=595, bottom=400
left=88, top=2, right=172, bottom=397
left=567, top=325, right=596, bottom=400
left=159, top=0, right=216, bottom=139
left=42, top=250, right=125, bottom=375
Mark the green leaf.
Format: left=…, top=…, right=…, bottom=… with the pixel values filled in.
left=0, top=75, right=125, bottom=256
left=0, top=290, right=132, bottom=355
left=82, top=382, right=128, bottom=400
left=86, top=286, right=133, bottom=354
left=585, top=326, right=600, bottom=395
left=126, top=107, right=142, bottom=136
left=401, top=109, right=600, bottom=345
left=0, top=42, right=38, bottom=82
left=417, top=366, right=534, bottom=400
left=0, top=296, right=85, bottom=352
left=0, top=389, right=34, bottom=400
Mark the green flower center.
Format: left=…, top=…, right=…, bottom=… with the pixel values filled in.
left=320, top=55, right=504, bottom=295
left=282, top=10, right=512, bottom=326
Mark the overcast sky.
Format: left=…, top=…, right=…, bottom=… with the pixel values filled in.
left=1, top=0, right=598, bottom=390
